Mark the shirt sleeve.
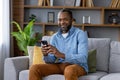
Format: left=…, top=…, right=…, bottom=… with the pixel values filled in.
left=65, top=31, right=88, bottom=64
left=43, top=54, right=56, bottom=63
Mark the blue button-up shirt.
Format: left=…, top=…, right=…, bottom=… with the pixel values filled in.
left=44, top=26, right=88, bottom=72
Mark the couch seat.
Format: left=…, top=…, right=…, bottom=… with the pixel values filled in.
left=100, top=73, right=120, bottom=80
left=19, top=70, right=108, bottom=80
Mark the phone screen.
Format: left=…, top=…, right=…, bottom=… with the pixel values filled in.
left=41, top=40, right=48, bottom=46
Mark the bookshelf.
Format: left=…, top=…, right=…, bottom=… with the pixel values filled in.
left=11, top=0, right=120, bottom=56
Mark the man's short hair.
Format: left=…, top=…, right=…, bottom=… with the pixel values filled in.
left=59, top=8, right=73, bottom=18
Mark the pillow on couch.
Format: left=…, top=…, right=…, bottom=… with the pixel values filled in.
left=32, top=46, right=45, bottom=64
left=88, top=49, right=97, bottom=73
left=28, top=46, right=45, bottom=67
left=27, top=46, right=34, bottom=67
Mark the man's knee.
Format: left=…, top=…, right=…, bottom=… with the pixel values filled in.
left=64, top=65, right=77, bottom=75
left=30, top=64, right=39, bottom=71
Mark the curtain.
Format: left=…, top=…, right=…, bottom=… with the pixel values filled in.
left=0, top=0, right=10, bottom=80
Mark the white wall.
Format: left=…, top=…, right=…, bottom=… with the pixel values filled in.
left=0, top=0, right=10, bottom=80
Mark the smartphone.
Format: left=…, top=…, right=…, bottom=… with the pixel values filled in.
left=41, top=40, right=48, bottom=46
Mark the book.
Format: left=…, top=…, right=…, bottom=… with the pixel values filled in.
left=50, top=0, right=54, bottom=6
left=117, top=0, right=120, bottom=8
left=43, top=0, right=46, bottom=6
left=112, top=0, right=119, bottom=8
left=38, top=0, right=43, bottom=6
left=118, top=1, right=120, bottom=8
left=75, top=0, right=81, bottom=6
left=91, top=0, right=94, bottom=7
left=110, top=0, right=118, bottom=8
left=86, top=0, right=93, bottom=7
left=109, top=0, right=112, bottom=7
left=82, top=0, right=86, bottom=7
left=109, top=0, right=114, bottom=7
left=46, top=0, right=50, bottom=6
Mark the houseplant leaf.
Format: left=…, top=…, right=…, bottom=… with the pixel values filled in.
left=11, top=19, right=42, bottom=56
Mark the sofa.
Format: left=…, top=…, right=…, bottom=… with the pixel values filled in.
left=4, top=37, right=120, bottom=80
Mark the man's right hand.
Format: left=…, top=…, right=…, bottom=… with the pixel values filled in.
left=41, top=45, right=50, bottom=56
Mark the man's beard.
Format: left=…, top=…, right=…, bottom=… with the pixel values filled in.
left=60, top=25, right=72, bottom=33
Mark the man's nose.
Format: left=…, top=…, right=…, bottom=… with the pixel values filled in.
left=61, top=20, right=65, bottom=24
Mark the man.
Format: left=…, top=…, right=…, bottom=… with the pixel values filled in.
left=29, top=8, right=88, bottom=80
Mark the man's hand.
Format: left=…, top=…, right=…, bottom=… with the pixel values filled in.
left=41, top=44, right=65, bottom=59
left=46, top=45, right=65, bottom=59
left=41, top=45, right=50, bottom=56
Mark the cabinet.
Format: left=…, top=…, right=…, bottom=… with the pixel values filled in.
left=11, top=0, right=120, bottom=56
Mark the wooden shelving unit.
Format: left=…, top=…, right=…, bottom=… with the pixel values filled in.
left=24, top=5, right=102, bottom=9
left=11, top=0, right=120, bottom=56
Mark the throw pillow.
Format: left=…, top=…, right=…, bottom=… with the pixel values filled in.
left=88, top=49, right=97, bottom=73
left=32, top=46, right=45, bottom=65
left=27, top=46, right=34, bottom=67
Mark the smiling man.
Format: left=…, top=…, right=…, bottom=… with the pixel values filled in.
left=29, top=8, right=88, bottom=80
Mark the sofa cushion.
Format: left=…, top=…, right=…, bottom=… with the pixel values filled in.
left=27, top=46, right=34, bottom=67
left=79, top=71, right=108, bottom=80
left=43, top=75, right=65, bottom=80
left=19, top=70, right=29, bottom=80
left=32, top=46, right=45, bottom=64
left=19, top=70, right=107, bottom=80
left=27, top=46, right=45, bottom=67
left=100, top=73, right=120, bottom=80
left=19, top=70, right=65, bottom=80
left=44, top=72, right=107, bottom=80
left=88, top=38, right=111, bottom=72
left=109, top=41, right=120, bottom=73
left=88, top=49, right=97, bottom=73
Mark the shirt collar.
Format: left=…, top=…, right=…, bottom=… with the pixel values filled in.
left=57, top=26, right=75, bottom=38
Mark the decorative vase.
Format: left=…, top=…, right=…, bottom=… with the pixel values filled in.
left=108, top=13, right=120, bottom=24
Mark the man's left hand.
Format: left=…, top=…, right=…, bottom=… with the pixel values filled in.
left=47, top=45, right=65, bottom=59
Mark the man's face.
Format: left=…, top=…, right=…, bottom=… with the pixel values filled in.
left=58, top=12, right=72, bottom=33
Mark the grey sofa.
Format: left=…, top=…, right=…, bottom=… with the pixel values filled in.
left=4, top=38, right=120, bottom=80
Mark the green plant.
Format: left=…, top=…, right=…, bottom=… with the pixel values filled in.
left=11, top=19, right=42, bottom=55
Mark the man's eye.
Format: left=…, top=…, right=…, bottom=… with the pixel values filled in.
left=58, top=18, right=68, bottom=22
left=64, top=19, right=68, bottom=21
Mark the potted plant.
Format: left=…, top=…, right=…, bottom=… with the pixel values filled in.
left=11, top=19, right=42, bottom=56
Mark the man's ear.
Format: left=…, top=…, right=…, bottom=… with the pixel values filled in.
left=72, top=18, right=76, bottom=24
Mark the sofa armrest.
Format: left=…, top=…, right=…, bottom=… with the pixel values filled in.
left=4, top=56, right=29, bottom=80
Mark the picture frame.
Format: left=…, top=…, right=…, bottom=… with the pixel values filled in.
left=48, top=12, right=54, bottom=23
